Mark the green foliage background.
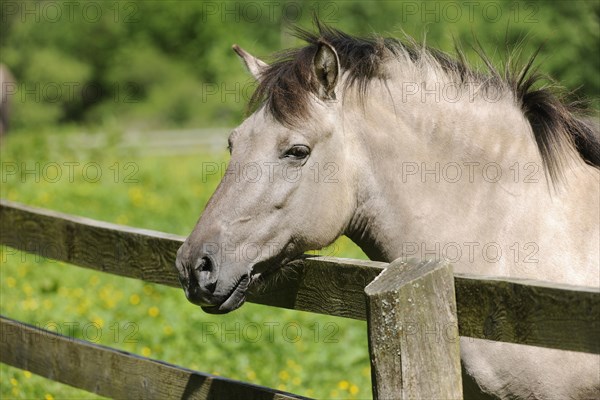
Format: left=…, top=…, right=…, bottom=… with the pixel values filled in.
left=1, top=0, right=598, bottom=131
left=0, top=1, right=598, bottom=399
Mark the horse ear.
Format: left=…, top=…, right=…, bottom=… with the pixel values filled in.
left=232, top=44, right=268, bottom=80
left=313, top=41, right=340, bottom=100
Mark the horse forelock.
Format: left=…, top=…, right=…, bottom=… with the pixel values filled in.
left=248, top=22, right=600, bottom=182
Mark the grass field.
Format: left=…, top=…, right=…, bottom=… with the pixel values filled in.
left=0, top=128, right=371, bottom=399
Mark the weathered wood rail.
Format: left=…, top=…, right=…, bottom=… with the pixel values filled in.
left=1, top=199, right=599, bottom=398
left=0, top=316, right=306, bottom=399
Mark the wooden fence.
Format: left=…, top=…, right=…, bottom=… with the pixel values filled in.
left=1, top=199, right=598, bottom=399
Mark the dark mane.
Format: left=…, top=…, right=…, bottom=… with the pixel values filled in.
left=249, top=22, right=600, bottom=181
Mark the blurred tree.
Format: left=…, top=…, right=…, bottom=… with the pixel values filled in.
left=1, top=0, right=597, bottom=131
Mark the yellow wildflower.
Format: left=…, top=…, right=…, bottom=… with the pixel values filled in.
left=22, top=284, right=33, bottom=296
left=129, top=294, right=141, bottom=305
left=92, top=317, right=104, bottom=329
left=278, top=370, right=290, bottom=381
left=128, top=187, right=144, bottom=206
left=338, top=380, right=350, bottom=390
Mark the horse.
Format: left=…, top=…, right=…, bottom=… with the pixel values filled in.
left=175, top=23, right=600, bottom=399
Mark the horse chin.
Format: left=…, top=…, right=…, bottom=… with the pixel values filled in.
left=201, top=274, right=250, bottom=314
left=198, top=257, right=290, bottom=314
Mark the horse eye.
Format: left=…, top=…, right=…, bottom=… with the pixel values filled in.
left=284, top=145, right=310, bottom=159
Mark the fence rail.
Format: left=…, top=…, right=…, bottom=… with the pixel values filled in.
left=0, top=316, right=306, bottom=400
left=1, top=199, right=599, bottom=398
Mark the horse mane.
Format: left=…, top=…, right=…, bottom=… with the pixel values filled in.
left=249, top=22, right=600, bottom=182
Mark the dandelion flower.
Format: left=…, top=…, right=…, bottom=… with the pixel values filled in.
left=338, top=380, right=350, bottom=390
left=129, top=294, right=141, bottom=305
left=278, top=370, right=290, bottom=381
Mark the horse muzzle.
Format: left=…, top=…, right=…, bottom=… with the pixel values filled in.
left=174, top=247, right=250, bottom=314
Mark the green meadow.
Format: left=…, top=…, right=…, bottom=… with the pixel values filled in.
left=0, top=128, right=370, bottom=399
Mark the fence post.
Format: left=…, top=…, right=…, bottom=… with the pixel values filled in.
left=365, top=259, right=463, bottom=399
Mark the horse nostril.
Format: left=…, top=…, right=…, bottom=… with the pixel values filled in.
left=193, top=256, right=218, bottom=294
left=197, top=256, right=213, bottom=273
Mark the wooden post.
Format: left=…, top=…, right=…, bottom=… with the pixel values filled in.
left=365, top=259, right=463, bottom=399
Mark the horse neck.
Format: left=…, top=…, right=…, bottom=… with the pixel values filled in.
left=342, top=75, right=598, bottom=282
